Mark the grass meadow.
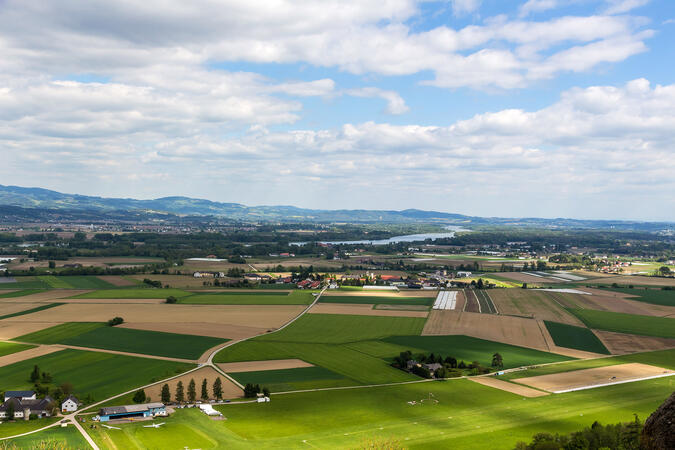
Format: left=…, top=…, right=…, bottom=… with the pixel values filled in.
left=568, top=309, right=675, bottom=339
left=71, top=288, right=192, bottom=299
left=229, top=366, right=351, bottom=392
left=319, top=295, right=434, bottom=306
left=543, top=320, right=610, bottom=354
left=602, top=286, right=675, bottom=307
left=83, top=372, right=674, bottom=449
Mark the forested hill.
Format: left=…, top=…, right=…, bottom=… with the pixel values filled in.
left=0, top=184, right=672, bottom=230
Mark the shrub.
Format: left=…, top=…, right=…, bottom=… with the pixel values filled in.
left=107, top=317, right=124, bottom=326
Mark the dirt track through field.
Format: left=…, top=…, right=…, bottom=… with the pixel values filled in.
left=218, top=359, right=314, bottom=373
left=471, top=377, right=549, bottom=397
left=422, top=310, right=551, bottom=351
left=593, top=330, right=675, bottom=354
left=308, top=303, right=429, bottom=318
left=513, top=363, right=674, bottom=393
left=0, top=345, right=64, bottom=367
left=142, top=366, right=243, bottom=400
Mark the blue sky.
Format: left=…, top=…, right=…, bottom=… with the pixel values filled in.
left=0, top=0, right=673, bottom=220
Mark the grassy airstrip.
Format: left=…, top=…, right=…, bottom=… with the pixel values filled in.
left=0, top=349, right=194, bottom=402
left=77, top=372, right=674, bottom=449
left=18, top=322, right=226, bottom=360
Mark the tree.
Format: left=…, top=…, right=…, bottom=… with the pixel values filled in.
left=132, top=389, right=146, bottom=404
left=107, top=316, right=124, bottom=326
left=244, top=383, right=262, bottom=398
left=161, top=384, right=171, bottom=404
left=30, top=365, right=40, bottom=383
left=201, top=378, right=209, bottom=401
left=187, top=378, right=196, bottom=403
left=175, top=381, right=184, bottom=403
left=262, top=387, right=270, bottom=397
left=48, top=261, right=56, bottom=269
left=59, top=382, right=73, bottom=396
left=6, top=400, right=15, bottom=420
left=435, top=367, right=448, bottom=379
left=213, top=378, right=223, bottom=400
left=165, top=296, right=177, bottom=304
left=522, top=283, right=528, bottom=289
left=492, top=352, right=503, bottom=368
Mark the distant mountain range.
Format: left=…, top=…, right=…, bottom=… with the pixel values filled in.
left=0, top=184, right=672, bottom=231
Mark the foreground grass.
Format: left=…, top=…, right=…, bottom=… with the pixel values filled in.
left=543, top=321, right=610, bottom=354
left=0, top=417, right=59, bottom=439
left=0, top=349, right=194, bottom=403
left=1, top=424, right=89, bottom=448
left=82, top=374, right=673, bottom=449
left=568, top=309, right=675, bottom=339
left=0, top=341, right=35, bottom=358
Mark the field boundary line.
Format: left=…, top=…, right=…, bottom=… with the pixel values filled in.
left=552, top=372, right=675, bottom=393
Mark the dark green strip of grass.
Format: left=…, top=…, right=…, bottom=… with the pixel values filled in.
left=17, top=322, right=106, bottom=344
left=319, top=296, right=434, bottom=306
left=0, top=303, right=64, bottom=320
left=568, top=309, right=675, bottom=339
left=543, top=320, right=610, bottom=354
left=230, top=366, right=346, bottom=386
left=0, top=289, right=46, bottom=298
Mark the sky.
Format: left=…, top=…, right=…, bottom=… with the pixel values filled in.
left=0, top=0, right=673, bottom=221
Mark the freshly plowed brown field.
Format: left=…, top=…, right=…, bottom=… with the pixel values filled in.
left=496, top=272, right=562, bottom=284
left=218, top=359, right=314, bottom=373
left=97, top=276, right=136, bottom=287
left=0, top=345, right=64, bottom=368
left=422, top=310, right=550, bottom=351
left=577, top=275, right=675, bottom=287
left=143, top=366, right=243, bottom=401
left=118, top=322, right=269, bottom=340
left=308, top=303, right=429, bottom=318
left=463, top=291, right=480, bottom=313
left=513, top=363, right=674, bottom=393
left=9, top=304, right=305, bottom=329
left=470, top=377, right=549, bottom=397
left=0, top=321, right=63, bottom=339
left=571, top=293, right=675, bottom=317
left=593, top=330, right=675, bottom=354
left=488, top=289, right=584, bottom=325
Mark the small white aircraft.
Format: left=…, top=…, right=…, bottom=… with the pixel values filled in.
left=102, top=424, right=121, bottom=430
left=143, top=422, right=166, bottom=429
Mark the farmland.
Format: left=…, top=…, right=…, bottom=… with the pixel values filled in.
left=229, top=366, right=350, bottom=392
left=569, top=309, right=675, bottom=339
left=83, top=374, right=673, bottom=449
left=543, top=321, right=610, bottom=354
left=0, top=341, right=34, bottom=358
left=0, top=302, right=63, bottom=320
left=0, top=349, right=194, bottom=402
left=18, top=322, right=226, bottom=360
left=319, top=295, right=434, bottom=306
left=178, top=290, right=314, bottom=305
left=597, top=286, right=675, bottom=307
left=71, top=288, right=192, bottom=299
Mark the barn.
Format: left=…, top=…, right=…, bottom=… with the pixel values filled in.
left=98, top=403, right=166, bottom=422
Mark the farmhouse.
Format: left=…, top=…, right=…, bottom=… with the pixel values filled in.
left=193, top=271, right=226, bottom=278
left=0, top=396, right=53, bottom=420
left=97, top=402, right=166, bottom=422
left=4, top=390, right=36, bottom=402
left=456, top=271, right=472, bottom=278
left=61, top=395, right=80, bottom=413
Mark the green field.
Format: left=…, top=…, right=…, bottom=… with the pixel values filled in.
left=319, top=295, right=434, bottom=306
left=44, top=275, right=116, bottom=289
left=1, top=423, right=88, bottom=447
left=0, top=277, right=50, bottom=289
left=0, top=341, right=35, bottom=357
left=602, top=287, right=675, bottom=307
left=17, top=322, right=225, bottom=359
left=71, top=288, right=192, bottom=299
left=256, top=314, right=427, bottom=344
left=0, top=288, right=46, bottom=298
left=543, top=320, right=610, bottom=354
left=179, top=290, right=314, bottom=305
left=229, top=366, right=350, bottom=392
left=382, top=335, right=572, bottom=369
left=0, top=417, right=59, bottom=439
left=568, top=309, right=675, bottom=339
left=38, top=275, right=74, bottom=288
left=83, top=372, right=674, bottom=449
left=0, top=349, right=193, bottom=403
left=17, top=322, right=105, bottom=344
left=0, top=302, right=64, bottom=320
